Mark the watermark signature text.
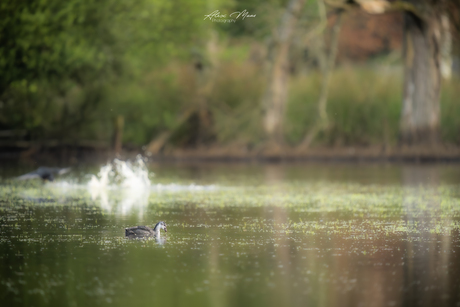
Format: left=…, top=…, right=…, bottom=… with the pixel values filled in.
left=204, top=9, right=256, bottom=23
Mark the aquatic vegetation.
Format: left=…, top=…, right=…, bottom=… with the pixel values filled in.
left=1, top=163, right=460, bottom=307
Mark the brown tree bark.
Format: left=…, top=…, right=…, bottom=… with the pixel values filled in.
left=262, top=0, right=306, bottom=143
left=399, top=11, right=444, bottom=146
left=325, top=1, right=456, bottom=147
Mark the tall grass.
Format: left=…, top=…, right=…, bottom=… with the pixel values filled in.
left=441, top=76, right=460, bottom=144
left=106, top=66, right=187, bottom=146
left=103, top=55, right=460, bottom=148
left=285, top=65, right=402, bottom=146
left=209, top=60, right=265, bottom=145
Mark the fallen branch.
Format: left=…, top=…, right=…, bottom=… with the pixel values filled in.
left=145, top=108, right=195, bottom=155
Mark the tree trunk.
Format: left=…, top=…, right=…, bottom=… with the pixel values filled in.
left=299, top=9, right=343, bottom=149
left=262, top=0, right=306, bottom=142
left=399, top=11, right=444, bottom=146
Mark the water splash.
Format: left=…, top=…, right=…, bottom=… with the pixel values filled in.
left=88, top=155, right=151, bottom=215
left=18, top=155, right=217, bottom=211
left=88, top=155, right=150, bottom=190
left=115, top=158, right=151, bottom=189
left=88, top=155, right=216, bottom=193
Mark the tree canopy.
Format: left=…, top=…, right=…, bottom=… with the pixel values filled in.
left=0, top=0, right=208, bottom=138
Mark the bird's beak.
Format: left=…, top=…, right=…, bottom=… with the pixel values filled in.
left=164, top=225, right=167, bottom=232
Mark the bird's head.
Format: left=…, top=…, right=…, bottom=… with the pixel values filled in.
left=154, top=221, right=167, bottom=233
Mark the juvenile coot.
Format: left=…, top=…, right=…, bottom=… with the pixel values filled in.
left=125, top=221, right=167, bottom=239
left=16, top=167, right=71, bottom=181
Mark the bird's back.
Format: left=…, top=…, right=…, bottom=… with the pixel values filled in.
left=125, top=225, right=155, bottom=238
left=16, top=167, right=70, bottom=181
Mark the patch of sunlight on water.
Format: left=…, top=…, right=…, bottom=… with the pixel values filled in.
left=1, top=162, right=460, bottom=307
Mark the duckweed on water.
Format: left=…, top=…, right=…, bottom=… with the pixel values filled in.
left=1, top=163, right=460, bottom=307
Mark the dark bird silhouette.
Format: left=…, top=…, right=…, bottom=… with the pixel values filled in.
left=16, top=167, right=71, bottom=182
left=125, top=221, right=167, bottom=239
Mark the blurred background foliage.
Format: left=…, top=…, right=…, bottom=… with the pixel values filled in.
left=0, top=0, right=459, bottom=151
left=0, top=0, right=211, bottom=144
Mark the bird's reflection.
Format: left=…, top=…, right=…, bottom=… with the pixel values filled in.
left=155, top=236, right=167, bottom=245
left=125, top=233, right=167, bottom=245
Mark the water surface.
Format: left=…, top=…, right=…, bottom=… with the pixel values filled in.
left=1, top=162, right=460, bottom=307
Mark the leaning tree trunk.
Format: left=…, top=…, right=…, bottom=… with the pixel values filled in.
left=262, top=0, right=305, bottom=143
left=399, top=11, right=445, bottom=146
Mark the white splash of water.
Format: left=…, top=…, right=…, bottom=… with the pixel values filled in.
left=88, top=155, right=151, bottom=189
left=18, top=155, right=218, bottom=217
left=115, top=157, right=151, bottom=189
left=88, top=155, right=151, bottom=216
left=87, top=155, right=218, bottom=215
left=88, top=163, right=113, bottom=189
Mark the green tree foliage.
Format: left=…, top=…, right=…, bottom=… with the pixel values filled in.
left=0, top=0, right=119, bottom=93
left=0, top=0, right=208, bottom=140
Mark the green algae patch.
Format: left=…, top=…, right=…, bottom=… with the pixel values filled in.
left=2, top=163, right=460, bottom=307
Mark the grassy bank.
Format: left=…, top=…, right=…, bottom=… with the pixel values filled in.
left=286, top=65, right=402, bottom=146
left=3, top=55, right=459, bottom=151
left=109, top=57, right=459, bottom=149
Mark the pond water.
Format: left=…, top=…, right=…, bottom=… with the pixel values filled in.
left=1, top=159, right=460, bottom=307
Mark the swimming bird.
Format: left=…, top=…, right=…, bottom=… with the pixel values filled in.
left=16, top=167, right=71, bottom=181
left=125, top=221, right=167, bottom=239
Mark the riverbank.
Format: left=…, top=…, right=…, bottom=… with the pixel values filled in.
left=3, top=143, right=460, bottom=164
left=150, top=144, right=460, bottom=163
